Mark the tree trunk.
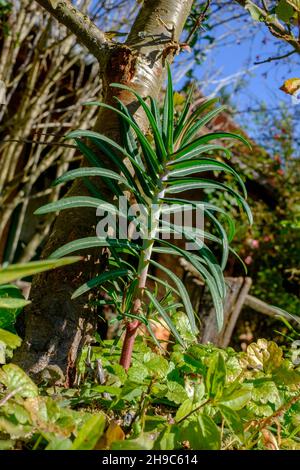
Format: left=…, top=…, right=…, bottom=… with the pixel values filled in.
left=14, top=0, right=193, bottom=384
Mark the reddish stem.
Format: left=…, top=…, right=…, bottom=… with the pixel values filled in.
left=119, top=319, right=140, bottom=370
left=119, top=229, right=157, bottom=370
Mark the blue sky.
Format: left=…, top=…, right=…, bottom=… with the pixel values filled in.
left=173, top=10, right=300, bottom=149
left=205, top=25, right=298, bottom=109
left=95, top=0, right=300, bottom=151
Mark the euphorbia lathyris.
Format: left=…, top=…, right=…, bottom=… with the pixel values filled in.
left=36, top=66, right=252, bottom=369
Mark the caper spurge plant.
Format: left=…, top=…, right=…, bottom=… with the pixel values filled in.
left=36, top=66, right=252, bottom=370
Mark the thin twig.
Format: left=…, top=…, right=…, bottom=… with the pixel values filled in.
left=244, top=390, right=300, bottom=450
left=186, top=0, right=211, bottom=45
left=1, top=138, right=76, bottom=148
left=261, top=0, right=268, bottom=13
left=254, top=49, right=296, bottom=65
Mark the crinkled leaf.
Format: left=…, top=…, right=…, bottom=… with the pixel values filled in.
left=166, top=381, right=188, bottom=405
left=245, top=339, right=283, bottom=372
left=0, top=364, right=38, bottom=398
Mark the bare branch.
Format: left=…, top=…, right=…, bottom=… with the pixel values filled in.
left=35, top=0, right=111, bottom=62
left=186, top=0, right=211, bottom=45
left=254, top=48, right=296, bottom=64
left=1, top=138, right=76, bottom=148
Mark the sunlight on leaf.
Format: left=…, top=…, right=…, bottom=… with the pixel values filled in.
left=280, top=78, right=300, bottom=96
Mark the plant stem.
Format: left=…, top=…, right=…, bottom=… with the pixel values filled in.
left=119, top=191, right=164, bottom=370
left=119, top=239, right=153, bottom=370
left=119, top=317, right=140, bottom=370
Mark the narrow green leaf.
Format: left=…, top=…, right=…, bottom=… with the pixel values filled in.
left=162, top=197, right=236, bottom=243
left=82, top=177, right=104, bottom=199
left=114, top=98, right=160, bottom=179
left=163, top=63, right=174, bottom=153
left=156, top=230, right=225, bottom=300
left=76, top=136, right=123, bottom=196
left=35, top=197, right=120, bottom=216
left=153, top=240, right=224, bottom=331
left=165, top=179, right=253, bottom=225
left=75, top=139, right=101, bottom=167
left=147, top=274, right=180, bottom=296
left=85, top=100, right=159, bottom=179
left=49, top=237, right=139, bottom=259
left=176, top=97, right=219, bottom=145
left=71, top=130, right=152, bottom=199
left=181, top=106, right=227, bottom=145
left=150, top=97, right=162, bottom=134
left=120, top=115, right=145, bottom=169
left=145, top=290, right=185, bottom=347
left=72, top=269, right=129, bottom=299
left=204, top=210, right=229, bottom=270
left=54, top=167, right=128, bottom=187
left=150, top=259, right=197, bottom=334
left=111, top=83, right=166, bottom=161
left=159, top=221, right=228, bottom=280
left=74, top=138, right=124, bottom=197
left=173, top=83, right=194, bottom=143
left=168, top=158, right=246, bottom=197
left=0, top=258, right=81, bottom=285
left=170, top=144, right=232, bottom=164
left=173, top=132, right=251, bottom=162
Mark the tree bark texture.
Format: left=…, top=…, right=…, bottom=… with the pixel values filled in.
left=14, top=0, right=193, bottom=384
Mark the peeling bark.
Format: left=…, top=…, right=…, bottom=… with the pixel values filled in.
left=14, top=0, right=193, bottom=383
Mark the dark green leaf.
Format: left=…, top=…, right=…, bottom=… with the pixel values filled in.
left=205, top=352, right=226, bottom=399
left=168, top=158, right=246, bottom=197
left=173, top=83, right=194, bottom=142
left=173, top=132, right=250, bottom=162
left=0, top=258, right=81, bottom=285
left=170, top=144, right=232, bottom=164
left=153, top=241, right=224, bottom=331
left=165, top=178, right=252, bottom=225
left=111, top=83, right=166, bottom=161
left=145, top=290, right=185, bottom=347
left=49, top=237, right=139, bottom=259
left=150, top=259, right=197, bottom=334
left=162, top=63, right=174, bottom=153
left=182, top=106, right=227, bottom=145
left=35, top=197, right=120, bottom=216
left=54, top=167, right=128, bottom=187
left=72, top=269, right=130, bottom=299
left=180, top=414, right=221, bottom=450
left=218, top=405, right=244, bottom=441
